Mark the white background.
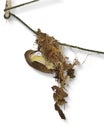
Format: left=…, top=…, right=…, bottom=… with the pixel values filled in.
left=0, top=0, right=104, bottom=130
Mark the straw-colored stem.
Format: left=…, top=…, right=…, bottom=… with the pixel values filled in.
left=4, top=0, right=39, bottom=11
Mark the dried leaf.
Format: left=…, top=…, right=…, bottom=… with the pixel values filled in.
left=52, top=86, right=68, bottom=98
left=52, top=86, right=67, bottom=106
left=54, top=103, right=66, bottom=120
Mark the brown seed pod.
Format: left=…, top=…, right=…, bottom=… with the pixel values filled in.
left=24, top=50, right=55, bottom=73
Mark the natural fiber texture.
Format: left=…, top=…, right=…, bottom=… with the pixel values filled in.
left=25, top=29, right=79, bottom=119
left=36, top=29, right=79, bottom=119
left=36, top=29, right=77, bottom=87
left=5, top=10, right=104, bottom=120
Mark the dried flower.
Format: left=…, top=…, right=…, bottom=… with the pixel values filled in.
left=4, top=1, right=104, bottom=120
left=36, top=29, right=77, bottom=86
left=25, top=29, right=79, bottom=119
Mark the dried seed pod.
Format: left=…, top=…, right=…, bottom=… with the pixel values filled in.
left=24, top=50, right=55, bottom=73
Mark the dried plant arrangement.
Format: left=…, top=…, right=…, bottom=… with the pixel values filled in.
left=24, top=29, right=80, bottom=119
left=4, top=0, right=104, bottom=120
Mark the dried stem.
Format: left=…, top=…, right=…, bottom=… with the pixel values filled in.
left=60, top=43, right=104, bottom=55
left=4, top=0, right=39, bottom=11
left=10, top=13, right=37, bottom=34
left=9, top=13, right=104, bottom=55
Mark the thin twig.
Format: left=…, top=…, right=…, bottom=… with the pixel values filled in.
left=10, top=13, right=37, bottom=34
left=60, top=43, right=104, bottom=55
left=4, top=0, right=39, bottom=11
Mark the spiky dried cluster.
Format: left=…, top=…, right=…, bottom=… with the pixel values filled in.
left=25, top=29, right=79, bottom=119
